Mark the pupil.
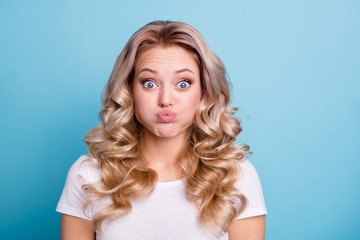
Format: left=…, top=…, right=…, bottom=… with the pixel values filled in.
left=147, top=82, right=153, bottom=88
left=180, top=82, right=186, bottom=88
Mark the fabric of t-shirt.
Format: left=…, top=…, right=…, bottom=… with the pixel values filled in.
left=56, top=155, right=267, bottom=240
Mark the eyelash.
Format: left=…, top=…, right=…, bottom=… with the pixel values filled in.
left=177, top=79, right=192, bottom=89
left=140, top=79, right=157, bottom=89
left=140, top=79, right=193, bottom=89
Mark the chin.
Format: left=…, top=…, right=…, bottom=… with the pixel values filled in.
left=153, top=129, right=179, bottom=138
left=143, top=123, right=191, bottom=140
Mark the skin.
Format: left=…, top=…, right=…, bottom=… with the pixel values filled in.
left=60, top=214, right=94, bottom=240
left=132, top=45, right=202, bottom=181
left=228, top=215, right=266, bottom=240
left=60, top=45, right=265, bottom=240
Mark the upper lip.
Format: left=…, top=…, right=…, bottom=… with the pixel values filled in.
left=157, top=109, right=176, bottom=116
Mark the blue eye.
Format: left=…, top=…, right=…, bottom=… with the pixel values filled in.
left=143, top=80, right=156, bottom=89
left=177, top=80, right=191, bottom=89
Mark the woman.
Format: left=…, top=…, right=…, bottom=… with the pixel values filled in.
left=57, top=20, right=267, bottom=240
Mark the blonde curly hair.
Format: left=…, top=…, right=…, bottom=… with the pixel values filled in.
left=82, top=20, right=250, bottom=237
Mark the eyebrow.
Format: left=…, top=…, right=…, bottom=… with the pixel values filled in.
left=139, top=68, right=157, bottom=74
left=138, top=68, right=196, bottom=75
left=176, top=68, right=196, bottom=75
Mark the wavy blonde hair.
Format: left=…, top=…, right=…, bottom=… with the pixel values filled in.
left=82, top=20, right=251, bottom=237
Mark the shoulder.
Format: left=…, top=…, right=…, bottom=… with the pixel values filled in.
left=56, top=154, right=101, bottom=220
left=66, top=154, right=101, bottom=184
left=235, top=159, right=268, bottom=219
left=237, top=159, right=261, bottom=188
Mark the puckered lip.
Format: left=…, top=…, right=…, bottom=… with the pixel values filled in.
left=157, top=109, right=176, bottom=123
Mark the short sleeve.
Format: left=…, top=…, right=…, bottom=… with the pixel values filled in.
left=56, top=155, right=100, bottom=220
left=235, top=159, right=267, bottom=220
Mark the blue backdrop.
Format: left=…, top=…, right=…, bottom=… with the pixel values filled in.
left=1, top=0, right=359, bottom=239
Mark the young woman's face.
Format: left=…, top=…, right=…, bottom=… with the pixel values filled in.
left=133, top=45, right=202, bottom=140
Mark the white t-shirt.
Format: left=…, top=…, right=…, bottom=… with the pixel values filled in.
left=56, top=155, right=267, bottom=240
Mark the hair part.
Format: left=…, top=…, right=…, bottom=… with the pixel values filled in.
left=82, top=20, right=250, bottom=237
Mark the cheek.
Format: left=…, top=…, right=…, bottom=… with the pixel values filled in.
left=191, top=88, right=202, bottom=105
left=133, top=93, right=145, bottom=118
left=184, top=91, right=202, bottom=115
left=133, top=89, right=149, bottom=110
left=133, top=92, right=156, bottom=124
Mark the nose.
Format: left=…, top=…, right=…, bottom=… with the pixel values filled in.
left=158, top=87, right=174, bottom=108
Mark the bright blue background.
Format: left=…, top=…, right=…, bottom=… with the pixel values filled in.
left=1, top=0, right=359, bottom=239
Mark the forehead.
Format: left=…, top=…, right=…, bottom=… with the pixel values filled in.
left=135, top=45, right=199, bottom=73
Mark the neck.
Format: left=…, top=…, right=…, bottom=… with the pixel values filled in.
left=141, top=129, right=189, bottom=181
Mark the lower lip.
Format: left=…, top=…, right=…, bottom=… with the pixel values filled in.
left=157, top=111, right=176, bottom=123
